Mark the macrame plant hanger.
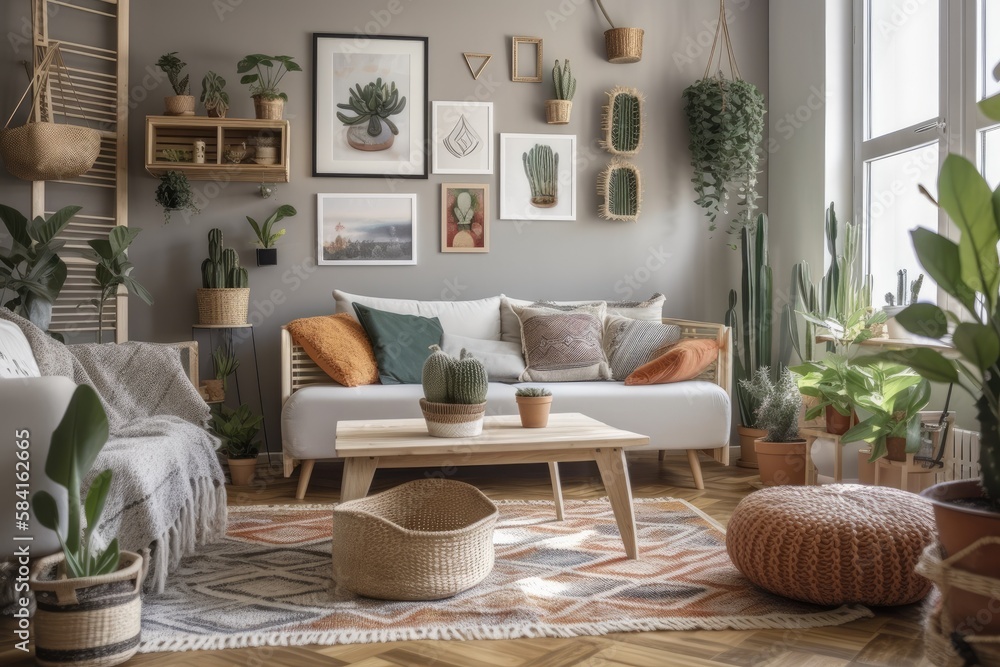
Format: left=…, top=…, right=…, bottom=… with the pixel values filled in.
left=703, top=0, right=743, bottom=84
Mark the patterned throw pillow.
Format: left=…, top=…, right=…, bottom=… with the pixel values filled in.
left=603, top=316, right=681, bottom=381
left=515, top=304, right=611, bottom=382
left=499, top=294, right=664, bottom=345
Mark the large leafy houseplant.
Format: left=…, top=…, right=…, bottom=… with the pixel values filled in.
left=210, top=403, right=262, bottom=460
left=83, top=226, right=154, bottom=343
left=0, top=204, right=80, bottom=333
left=841, top=363, right=930, bottom=462
left=237, top=54, right=301, bottom=102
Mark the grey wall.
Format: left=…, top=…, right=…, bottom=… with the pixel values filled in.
left=1, top=0, right=770, bottom=450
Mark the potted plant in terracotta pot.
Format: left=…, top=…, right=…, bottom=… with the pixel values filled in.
left=237, top=53, right=301, bottom=120
left=792, top=355, right=857, bottom=435
left=515, top=387, right=553, bottom=428
left=247, top=203, right=296, bottom=266
left=841, top=362, right=930, bottom=463
left=871, top=145, right=1000, bottom=644
left=546, top=59, right=575, bottom=124
left=201, top=70, right=230, bottom=118
left=210, top=403, right=262, bottom=486
left=420, top=346, right=488, bottom=437
left=156, top=52, right=194, bottom=116
left=741, top=366, right=806, bottom=486
left=30, top=385, right=145, bottom=666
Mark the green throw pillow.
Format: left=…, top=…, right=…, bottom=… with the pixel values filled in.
left=352, top=303, right=444, bottom=384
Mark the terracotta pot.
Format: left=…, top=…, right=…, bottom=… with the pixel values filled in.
left=825, top=405, right=855, bottom=436
left=545, top=99, right=572, bottom=124
left=30, top=551, right=144, bottom=666
left=754, top=438, right=807, bottom=486
left=736, top=425, right=766, bottom=469
left=604, top=27, right=644, bottom=64
left=253, top=95, right=284, bottom=120
left=516, top=395, right=553, bottom=428
left=921, top=480, right=1000, bottom=637
left=164, top=95, right=195, bottom=116
left=228, top=457, right=257, bottom=486
left=886, top=436, right=908, bottom=462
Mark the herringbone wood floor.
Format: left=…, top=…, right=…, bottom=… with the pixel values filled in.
left=1, top=452, right=932, bottom=666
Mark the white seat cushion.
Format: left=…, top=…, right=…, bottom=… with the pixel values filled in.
left=333, top=290, right=502, bottom=340
left=281, top=380, right=729, bottom=460
left=0, top=319, right=40, bottom=378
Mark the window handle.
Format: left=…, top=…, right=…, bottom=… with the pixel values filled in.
left=915, top=120, right=945, bottom=133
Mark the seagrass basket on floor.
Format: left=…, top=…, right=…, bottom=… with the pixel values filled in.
left=196, top=287, right=250, bottom=326
left=332, top=478, right=499, bottom=601
left=29, top=551, right=145, bottom=667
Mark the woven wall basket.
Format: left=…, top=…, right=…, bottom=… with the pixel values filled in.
left=604, top=27, right=644, bottom=64
left=196, top=288, right=250, bottom=326
left=419, top=398, right=487, bottom=438
left=29, top=551, right=144, bottom=667
left=332, top=478, right=499, bottom=601
left=545, top=100, right=573, bottom=124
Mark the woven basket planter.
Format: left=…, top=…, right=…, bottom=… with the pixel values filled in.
left=196, top=288, right=249, bottom=326
left=0, top=122, right=100, bottom=181
left=29, top=551, right=144, bottom=667
left=604, top=27, right=644, bottom=64
left=419, top=398, right=487, bottom=438
left=253, top=95, right=285, bottom=120
left=163, top=95, right=195, bottom=116
left=332, top=478, right=499, bottom=600
left=545, top=100, right=573, bottom=124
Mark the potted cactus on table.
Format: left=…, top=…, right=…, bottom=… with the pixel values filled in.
left=546, top=59, right=576, bottom=124
left=515, top=387, right=553, bottom=428
left=420, top=345, right=489, bottom=437
left=196, top=228, right=249, bottom=326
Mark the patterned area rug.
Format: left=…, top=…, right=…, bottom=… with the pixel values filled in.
left=139, top=498, right=872, bottom=652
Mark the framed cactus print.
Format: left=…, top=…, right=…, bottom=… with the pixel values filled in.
left=499, top=133, right=577, bottom=221
left=441, top=183, right=489, bottom=253
left=312, top=34, right=428, bottom=178
left=316, top=193, right=417, bottom=266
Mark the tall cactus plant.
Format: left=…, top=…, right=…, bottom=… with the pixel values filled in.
left=421, top=346, right=488, bottom=405
left=552, top=59, right=576, bottom=101
left=724, top=213, right=773, bottom=428
left=201, top=228, right=248, bottom=289
left=523, top=144, right=559, bottom=208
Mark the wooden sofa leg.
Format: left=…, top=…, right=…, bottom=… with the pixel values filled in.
left=296, top=460, right=316, bottom=500
left=657, top=450, right=666, bottom=462
left=283, top=452, right=297, bottom=478
left=686, top=450, right=705, bottom=490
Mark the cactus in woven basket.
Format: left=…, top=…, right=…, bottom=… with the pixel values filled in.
left=201, top=229, right=248, bottom=289
left=552, top=59, right=576, bottom=101
left=522, top=144, right=559, bottom=208
left=421, top=346, right=488, bottom=405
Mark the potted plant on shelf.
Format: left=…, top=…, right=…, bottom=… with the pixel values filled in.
left=791, top=354, right=857, bottom=435
left=247, top=204, right=296, bottom=266
left=237, top=53, right=301, bottom=120
left=594, top=0, right=644, bottom=63
left=515, top=387, right=553, bottom=428
left=155, top=170, right=199, bottom=223
left=420, top=346, right=489, bottom=438
left=335, top=78, right=407, bottom=151
left=201, top=70, right=230, bottom=118
left=546, top=60, right=575, bottom=124
left=156, top=52, right=194, bottom=116
left=0, top=204, right=79, bottom=335
left=197, top=228, right=249, bottom=326
left=841, top=362, right=930, bottom=463
left=741, top=366, right=806, bottom=486
left=871, top=146, right=1000, bottom=641
left=210, top=403, right=262, bottom=486
left=883, top=270, right=924, bottom=339
left=82, top=226, right=154, bottom=343
left=30, top=385, right=144, bottom=667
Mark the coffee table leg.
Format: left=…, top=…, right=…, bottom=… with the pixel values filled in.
left=594, top=447, right=638, bottom=559
left=340, top=457, right=379, bottom=503
left=548, top=462, right=565, bottom=521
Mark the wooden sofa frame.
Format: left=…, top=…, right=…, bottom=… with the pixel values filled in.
left=280, top=319, right=732, bottom=499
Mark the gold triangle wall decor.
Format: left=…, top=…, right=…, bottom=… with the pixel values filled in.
left=463, top=52, right=492, bottom=80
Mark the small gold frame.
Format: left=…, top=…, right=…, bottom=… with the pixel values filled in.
left=463, top=52, right=493, bottom=80
left=511, top=36, right=543, bottom=83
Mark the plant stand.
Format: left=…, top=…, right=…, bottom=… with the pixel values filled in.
left=801, top=426, right=849, bottom=485
left=191, top=323, right=270, bottom=463
left=874, top=454, right=937, bottom=494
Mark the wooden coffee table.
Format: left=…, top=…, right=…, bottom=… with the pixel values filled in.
left=335, top=413, right=649, bottom=559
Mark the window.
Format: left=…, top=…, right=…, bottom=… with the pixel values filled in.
left=857, top=1, right=1000, bottom=308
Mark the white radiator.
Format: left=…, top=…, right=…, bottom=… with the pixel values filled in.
left=940, top=428, right=981, bottom=482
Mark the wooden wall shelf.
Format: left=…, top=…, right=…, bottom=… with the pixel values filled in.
left=144, top=116, right=290, bottom=182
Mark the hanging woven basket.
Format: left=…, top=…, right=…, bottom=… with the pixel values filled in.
left=595, top=1, right=644, bottom=64
left=0, top=43, right=101, bottom=182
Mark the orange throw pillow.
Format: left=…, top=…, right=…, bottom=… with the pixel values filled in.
left=285, top=314, right=379, bottom=387
left=624, top=338, right=719, bottom=385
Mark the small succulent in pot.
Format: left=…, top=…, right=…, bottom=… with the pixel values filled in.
left=247, top=204, right=296, bottom=266
left=154, top=170, right=199, bottom=223
left=336, top=78, right=407, bottom=151
left=201, top=70, right=230, bottom=118
left=156, top=51, right=194, bottom=115
left=515, top=386, right=553, bottom=428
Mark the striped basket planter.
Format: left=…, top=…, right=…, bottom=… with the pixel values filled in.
left=29, top=551, right=144, bottom=667
left=419, top=399, right=487, bottom=438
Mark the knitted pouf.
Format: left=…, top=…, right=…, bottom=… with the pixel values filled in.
left=726, top=484, right=936, bottom=606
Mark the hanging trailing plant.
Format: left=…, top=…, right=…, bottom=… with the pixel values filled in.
left=683, top=0, right=766, bottom=242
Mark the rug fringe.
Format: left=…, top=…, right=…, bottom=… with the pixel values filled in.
left=138, top=605, right=873, bottom=652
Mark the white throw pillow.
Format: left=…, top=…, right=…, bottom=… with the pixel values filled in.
left=333, top=290, right=502, bottom=340
left=500, top=293, right=664, bottom=345
left=441, top=333, right=526, bottom=383
left=0, top=320, right=41, bottom=378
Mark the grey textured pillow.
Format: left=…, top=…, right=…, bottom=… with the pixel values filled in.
left=604, top=315, right=681, bottom=381
left=515, top=304, right=611, bottom=382
left=499, top=294, right=664, bottom=345
left=441, top=333, right=526, bottom=383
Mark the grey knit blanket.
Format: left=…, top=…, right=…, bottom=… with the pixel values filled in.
left=0, top=310, right=227, bottom=592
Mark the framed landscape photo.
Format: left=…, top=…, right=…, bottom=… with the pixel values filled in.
left=317, top=193, right=417, bottom=265
left=441, top=183, right=489, bottom=253
left=313, top=33, right=428, bottom=178
left=499, top=133, right=576, bottom=221
left=432, top=101, right=493, bottom=174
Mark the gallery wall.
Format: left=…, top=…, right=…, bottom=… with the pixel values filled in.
left=0, top=0, right=770, bottom=452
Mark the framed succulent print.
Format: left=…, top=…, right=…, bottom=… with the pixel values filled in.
left=441, top=183, right=489, bottom=253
